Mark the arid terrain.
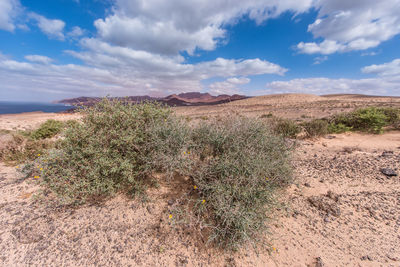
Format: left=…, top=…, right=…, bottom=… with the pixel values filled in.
left=1, top=94, right=399, bottom=266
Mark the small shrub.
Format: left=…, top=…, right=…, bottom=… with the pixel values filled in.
left=30, top=119, right=64, bottom=140
left=303, top=119, right=329, bottom=138
left=191, top=118, right=293, bottom=249
left=271, top=118, right=301, bottom=138
left=260, top=113, right=273, bottom=118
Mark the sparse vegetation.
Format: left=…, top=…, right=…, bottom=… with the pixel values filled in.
left=0, top=119, right=79, bottom=164
left=0, top=133, right=56, bottom=163
left=18, top=99, right=294, bottom=250
left=14, top=99, right=400, bottom=251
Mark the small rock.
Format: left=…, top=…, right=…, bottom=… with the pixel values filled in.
left=146, top=205, right=154, bottom=214
left=304, top=182, right=311, bottom=187
left=113, top=245, right=124, bottom=253
left=315, top=257, right=325, bottom=267
left=324, top=217, right=330, bottom=223
left=380, top=168, right=398, bottom=177
left=361, top=255, right=373, bottom=261
left=167, top=199, right=175, bottom=206
left=387, top=254, right=400, bottom=261
left=325, top=135, right=336, bottom=139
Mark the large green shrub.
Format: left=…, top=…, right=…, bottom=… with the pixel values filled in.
left=39, top=99, right=191, bottom=204
left=190, top=118, right=293, bottom=249
left=330, top=107, right=391, bottom=134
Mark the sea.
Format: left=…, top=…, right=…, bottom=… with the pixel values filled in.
left=0, top=101, right=72, bottom=115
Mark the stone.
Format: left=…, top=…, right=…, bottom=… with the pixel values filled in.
left=315, top=257, right=325, bottom=267
left=380, top=168, right=398, bottom=177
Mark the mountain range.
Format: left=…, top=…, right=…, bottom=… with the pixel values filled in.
left=56, top=92, right=248, bottom=107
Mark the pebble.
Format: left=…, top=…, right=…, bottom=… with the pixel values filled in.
left=380, top=168, right=398, bottom=177
left=361, top=255, right=373, bottom=261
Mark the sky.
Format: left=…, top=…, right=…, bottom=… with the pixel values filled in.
left=0, top=0, right=400, bottom=102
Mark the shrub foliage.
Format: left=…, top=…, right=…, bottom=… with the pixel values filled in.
left=191, top=118, right=293, bottom=249
left=39, top=99, right=191, bottom=204
left=329, top=107, right=399, bottom=134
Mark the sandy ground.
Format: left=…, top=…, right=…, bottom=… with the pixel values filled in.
left=1, top=94, right=400, bottom=266
left=0, top=112, right=80, bottom=131
left=175, top=93, right=400, bottom=120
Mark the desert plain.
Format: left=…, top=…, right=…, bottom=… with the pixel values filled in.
left=0, top=93, right=400, bottom=266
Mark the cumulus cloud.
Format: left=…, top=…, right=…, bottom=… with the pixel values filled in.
left=263, top=58, right=400, bottom=96
left=3, top=0, right=400, bottom=99
left=29, top=13, right=66, bottom=40
left=297, top=0, right=400, bottom=54
left=24, top=55, right=53, bottom=64
left=94, top=0, right=313, bottom=55
left=362, top=58, right=400, bottom=77
left=264, top=77, right=400, bottom=96
left=209, top=77, right=250, bottom=95
left=0, top=44, right=285, bottom=99
left=0, top=0, right=21, bottom=31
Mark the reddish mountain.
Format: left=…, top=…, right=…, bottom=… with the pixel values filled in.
left=56, top=92, right=248, bottom=107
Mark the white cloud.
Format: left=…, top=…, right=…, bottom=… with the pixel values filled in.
left=67, top=26, right=84, bottom=38
left=209, top=77, right=250, bottom=95
left=94, top=0, right=313, bottom=55
left=0, top=0, right=21, bottom=31
left=297, top=0, right=400, bottom=54
left=361, top=51, right=379, bottom=57
left=29, top=13, right=65, bottom=40
left=24, top=55, right=53, bottom=64
left=362, top=58, right=400, bottom=77
left=261, top=58, right=400, bottom=96
left=264, top=76, right=400, bottom=96
left=4, top=0, right=400, bottom=99
left=313, top=55, right=328, bottom=65
left=0, top=42, right=285, bottom=99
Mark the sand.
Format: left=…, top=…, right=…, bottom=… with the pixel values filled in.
left=0, top=94, right=399, bottom=266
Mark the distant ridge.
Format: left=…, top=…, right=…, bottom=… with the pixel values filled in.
left=56, top=92, right=248, bottom=107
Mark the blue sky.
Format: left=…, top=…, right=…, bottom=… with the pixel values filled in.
left=0, top=0, right=400, bottom=102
